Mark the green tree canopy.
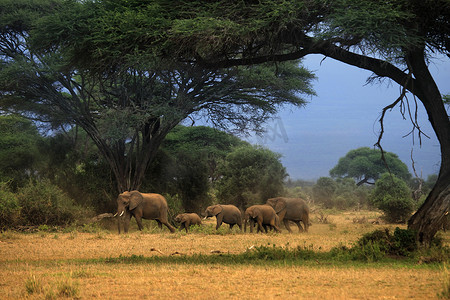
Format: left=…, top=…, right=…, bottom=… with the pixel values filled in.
left=371, top=173, right=414, bottom=223
left=146, top=125, right=246, bottom=212
left=216, top=145, right=287, bottom=210
left=0, top=115, right=42, bottom=188
left=0, top=0, right=316, bottom=193
left=330, top=147, right=411, bottom=186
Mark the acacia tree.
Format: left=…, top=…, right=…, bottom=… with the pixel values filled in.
left=0, top=0, right=315, bottom=193
left=330, top=147, right=411, bottom=186
left=216, top=145, right=287, bottom=211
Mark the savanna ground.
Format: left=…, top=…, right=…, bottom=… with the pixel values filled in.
left=1, top=210, right=448, bottom=299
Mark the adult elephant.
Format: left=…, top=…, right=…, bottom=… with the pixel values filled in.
left=266, top=197, right=310, bottom=233
left=203, top=204, right=242, bottom=231
left=115, top=191, right=176, bottom=233
left=244, top=205, right=281, bottom=233
left=174, top=213, right=202, bottom=233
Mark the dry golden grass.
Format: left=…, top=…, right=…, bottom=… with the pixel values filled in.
left=0, top=210, right=448, bottom=299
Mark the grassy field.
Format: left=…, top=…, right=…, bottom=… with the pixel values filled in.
left=0, top=210, right=448, bottom=299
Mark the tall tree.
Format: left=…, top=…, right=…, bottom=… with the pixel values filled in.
left=216, top=145, right=287, bottom=210
left=0, top=0, right=315, bottom=193
left=146, top=125, right=246, bottom=212
left=330, top=147, right=411, bottom=186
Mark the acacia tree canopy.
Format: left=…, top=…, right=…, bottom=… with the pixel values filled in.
left=0, top=0, right=315, bottom=193
left=330, top=147, right=411, bottom=186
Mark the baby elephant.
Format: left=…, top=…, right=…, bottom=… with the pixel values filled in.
left=244, top=205, right=281, bottom=233
left=174, top=213, right=202, bottom=233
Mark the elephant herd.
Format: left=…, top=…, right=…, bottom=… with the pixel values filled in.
left=115, top=191, right=310, bottom=234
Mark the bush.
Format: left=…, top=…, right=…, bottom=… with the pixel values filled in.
left=0, top=183, right=21, bottom=229
left=371, top=173, right=414, bottom=223
left=352, top=228, right=418, bottom=260
left=17, top=179, right=86, bottom=226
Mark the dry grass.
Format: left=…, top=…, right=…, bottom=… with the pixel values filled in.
left=0, top=210, right=448, bottom=299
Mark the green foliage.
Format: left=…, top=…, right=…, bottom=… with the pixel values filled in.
left=330, top=147, right=411, bottom=185
left=40, top=128, right=117, bottom=213
left=146, top=126, right=246, bottom=212
left=216, top=145, right=287, bottom=209
left=312, top=177, right=370, bottom=209
left=371, top=173, right=414, bottom=223
left=0, top=115, right=42, bottom=188
left=0, top=183, right=20, bottom=229
left=17, top=179, right=87, bottom=226
left=331, top=228, right=419, bottom=262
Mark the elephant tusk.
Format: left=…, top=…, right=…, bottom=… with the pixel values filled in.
left=119, top=211, right=124, bottom=217
left=113, top=213, right=118, bottom=217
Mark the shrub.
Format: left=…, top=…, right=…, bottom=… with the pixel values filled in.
left=0, top=183, right=21, bottom=229
left=17, top=179, right=85, bottom=226
left=354, top=228, right=417, bottom=260
left=371, top=173, right=414, bottom=223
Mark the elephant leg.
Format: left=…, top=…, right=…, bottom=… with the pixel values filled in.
left=161, top=220, right=176, bottom=233
left=185, top=221, right=191, bottom=233
left=302, top=220, right=309, bottom=232
left=294, top=221, right=304, bottom=232
left=229, top=223, right=235, bottom=230
left=272, top=222, right=281, bottom=233
left=283, top=219, right=293, bottom=233
left=215, top=214, right=224, bottom=230
left=257, top=220, right=265, bottom=233
left=124, top=213, right=132, bottom=233
left=156, top=220, right=163, bottom=229
left=135, top=215, right=144, bottom=231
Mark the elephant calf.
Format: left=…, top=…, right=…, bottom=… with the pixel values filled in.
left=203, top=204, right=242, bottom=231
left=244, top=205, right=281, bottom=233
left=174, top=213, right=202, bottom=233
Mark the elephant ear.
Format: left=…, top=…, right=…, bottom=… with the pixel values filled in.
left=129, top=191, right=143, bottom=210
left=211, top=205, right=223, bottom=216
left=274, top=199, right=286, bottom=214
left=249, top=207, right=259, bottom=218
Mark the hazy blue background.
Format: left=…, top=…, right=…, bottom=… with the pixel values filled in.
left=247, top=54, right=450, bottom=181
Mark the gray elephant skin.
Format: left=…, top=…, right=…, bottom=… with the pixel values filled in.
left=116, top=191, right=175, bottom=233
left=266, top=197, right=310, bottom=233
left=244, top=205, right=281, bottom=233
left=174, top=213, right=202, bottom=233
left=203, top=204, right=242, bottom=231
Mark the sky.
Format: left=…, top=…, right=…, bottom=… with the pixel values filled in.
left=247, top=54, right=450, bottom=181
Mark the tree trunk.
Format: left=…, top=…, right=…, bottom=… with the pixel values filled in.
left=313, top=43, right=450, bottom=244
left=406, top=48, right=450, bottom=245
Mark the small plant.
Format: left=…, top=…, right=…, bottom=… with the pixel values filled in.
left=57, top=278, right=79, bottom=298
left=0, top=230, right=19, bottom=240
left=25, top=275, right=43, bottom=295
left=438, top=264, right=450, bottom=299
